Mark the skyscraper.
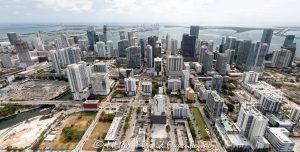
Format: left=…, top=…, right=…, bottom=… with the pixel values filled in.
left=106, top=40, right=113, bottom=57
left=118, top=39, right=129, bottom=57
left=128, top=31, right=135, bottom=46
left=216, top=52, right=230, bottom=75
left=66, top=62, right=90, bottom=100
left=58, top=47, right=81, bottom=66
left=170, top=39, right=178, bottom=55
left=50, top=50, right=61, bottom=74
left=283, top=35, right=296, bottom=66
left=103, top=25, right=107, bottom=43
left=154, top=57, right=162, bottom=76
left=271, top=48, right=292, bottom=68
left=7, top=32, right=17, bottom=45
left=202, top=50, right=214, bottom=74
left=94, top=42, right=106, bottom=57
left=166, top=34, right=170, bottom=50
left=90, top=72, right=110, bottom=95
left=153, top=43, right=162, bottom=58
left=61, top=34, right=70, bottom=48
left=139, top=39, right=145, bottom=60
left=197, top=45, right=208, bottom=64
left=87, top=26, right=97, bottom=50
left=245, top=42, right=268, bottom=71
left=15, top=39, right=33, bottom=67
left=261, top=29, right=273, bottom=47
left=211, top=75, right=223, bottom=93
left=190, top=26, right=200, bottom=38
left=181, top=34, right=197, bottom=59
left=146, top=45, right=153, bottom=68
left=205, top=91, right=224, bottom=120
left=119, top=31, right=126, bottom=40
left=126, top=46, right=141, bottom=69
left=225, top=36, right=237, bottom=50
left=236, top=40, right=253, bottom=65
left=166, top=55, right=184, bottom=75
left=125, top=77, right=138, bottom=96
left=283, top=35, right=295, bottom=46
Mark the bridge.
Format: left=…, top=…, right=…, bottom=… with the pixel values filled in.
left=0, top=100, right=83, bottom=106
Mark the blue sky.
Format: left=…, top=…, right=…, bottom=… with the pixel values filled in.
left=0, top=0, right=299, bottom=26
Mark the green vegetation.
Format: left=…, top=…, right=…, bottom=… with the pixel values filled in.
left=0, top=104, right=31, bottom=118
left=123, top=107, right=133, bottom=133
left=226, top=103, right=235, bottom=112
left=62, top=125, right=84, bottom=142
left=187, top=119, right=196, bottom=139
left=136, top=107, right=141, bottom=115
left=99, top=112, right=116, bottom=122
left=111, top=90, right=126, bottom=98
left=152, top=82, right=161, bottom=96
left=166, top=125, right=170, bottom=132
left=190, top=107, right=209, bottom=140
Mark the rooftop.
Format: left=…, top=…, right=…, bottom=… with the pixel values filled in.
left=105, top=117, right=122, bottom=141
left=268, top=127, right=293, bottom=144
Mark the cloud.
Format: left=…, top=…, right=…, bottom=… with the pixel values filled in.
left=35, top=0, right=94, bottom=13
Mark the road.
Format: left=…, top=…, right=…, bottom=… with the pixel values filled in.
left=0, top=100, right=82, bottom=106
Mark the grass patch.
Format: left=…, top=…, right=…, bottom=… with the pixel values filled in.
left=190, top=107, right=209, bottom=140
left=83, top=122, right=111, bottom=150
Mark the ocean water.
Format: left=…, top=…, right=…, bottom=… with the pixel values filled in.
left=0, top=23, right=299, bottom=58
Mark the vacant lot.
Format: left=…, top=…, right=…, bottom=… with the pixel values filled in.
left=190, top=107, right=209, bottom=140
left=39, top=112, right=96, bottom=150
left=83, top=121, right=111, bottom=150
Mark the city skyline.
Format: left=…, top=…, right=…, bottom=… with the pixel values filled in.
left=0, top=0, right=299, bottom=26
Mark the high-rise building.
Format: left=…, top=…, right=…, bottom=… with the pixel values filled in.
left=151, top=94, right=166, bottom=124
left=181, top=70, right=190, bottom=88
left=67, top=38, right=75, bottom=46
left=166, top=34, right=170, bottom=50
left=0, top=54, right=13, bottom=68
left=70, top=35, right=79, bottom=44
left=146, top=45, right=153, bottom=68
left=54, top=38, right=63, bottom=50
left=78, top=40, right=88, bottom=51
left=87, top=26, right=97, bottom=50
left=141, top=81, right=152, bottom=96
left=172, top=104, right=189, bottom=119
left=128, top=31, right=135, bottom=46
left=261, top=29, right=273, bottom=47
left=103, top=25, right=107, bottom=43
left=50, top=50, right=61, bottom=74
left=170, top=39, right=178, bottom=55
left=166, top=55, right=184, bottom=75
left=117, top=39, right=129, bottom=57
left=211, top=75, right=223, bottom=93
left=202, top=50, right=214, bottom=74
left=58, top=47, right=81, bottom=66
left=290, top=107, right=300, bottom=123
left=32, top=36, right=44, bottom=51
left=283, top=35, right=297, bottom=66
left=237, top=103, right=269, bottom=142
left=15, top=39, right=33, bottom=67
left=93, top=61, right=108, bottom=73
left=61, top=34, right=70, bottom=48
left=126, top=46, right=141, bottom=69
left=205, top=91, right=224, bottom=120
left=216, top=52, right=230, bottom=75
left=148, top=36, right=158, bottom=49
left=236, top=40, right=253, bottom=66
left=119, top=31, right=126, bottom=40
left=139, top=39, right=145, bottom=60
left=90, top=72, right=110, bottom=95
left=242, top=71, right=260, bottom=84
left=197, top=45, right=208, bottom=64
left=154, top=57, right=162, bottom=76
left=265, top=127, right=294, bottom=152
left=94, top=41, right=106, bottom=57
left=181, top=34, right=196, bottom=59
left=153, top=43, right=162, bottom=58
left=7, top=32, right=17, bottom=45
left=125, top=77, right=138, bottom=96
left=167, top=78, right=182, bottom=91
left=244, top=42, right=268, bottom=71
left=106, top=40, right=113, bottom=57
left=190, top=26, right=200, bottom=38
left=66, top=62, right=90, bottom=100
left=271, top=48, right=292, bottom=68
left=224, top=36, right=237, bottom=50
left=207, top=40, right=214, bottom=51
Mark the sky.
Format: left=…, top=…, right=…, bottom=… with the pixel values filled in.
left=0, top=0, right=299, bottom=26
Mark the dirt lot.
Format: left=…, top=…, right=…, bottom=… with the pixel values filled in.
left=39, top=112, right=96, bottom=150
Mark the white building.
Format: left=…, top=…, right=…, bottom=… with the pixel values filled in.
left=90, top=72, right=110, bottom=95
left=290, top=107, right=300, bottom=123
left=0, top=54, right=13, bottom=68
left=167, top=78, right=181, bottom=91
left=50, top=50, right=61, bottom=74
left=141, top=81, right=152, bottom=96
left=94, top=42, right=106, bottom=57
left=265, top=127, right=294, bottom=152
left=154, top=57, right=162, bottom=76
left=125, top=77, right=138, bottom=96
left=271, top=48, right=292, bottom=68
left=172, top=104, right=189, bottom=119
left=166, top=55, right=183, bottom=76
left=242, top=71, right=260, bottom=84
left=237, top=103, right=269, bottom=143
left=58, top=47, right=81, bottom=66
left=205, top=91, right=224, bottom=120
left=66, top=62, right=90, bottom=100
left=105, top=117, right=123, bottom=142
left=93, top=61, right=108, bottom=73
left=181, top=70, right=190, bottom=89
left=152, top=94, right=165, bottom=116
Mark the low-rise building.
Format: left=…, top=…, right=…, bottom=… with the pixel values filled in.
left=83, top=100, right=100, bottom=111
left=185, top=87, right=196, bottom=102
left=136, top=128, right=146, bottom=149
left=105, top=117, right=123, bottom=142
left=265, top=127, right=295, bottom=152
